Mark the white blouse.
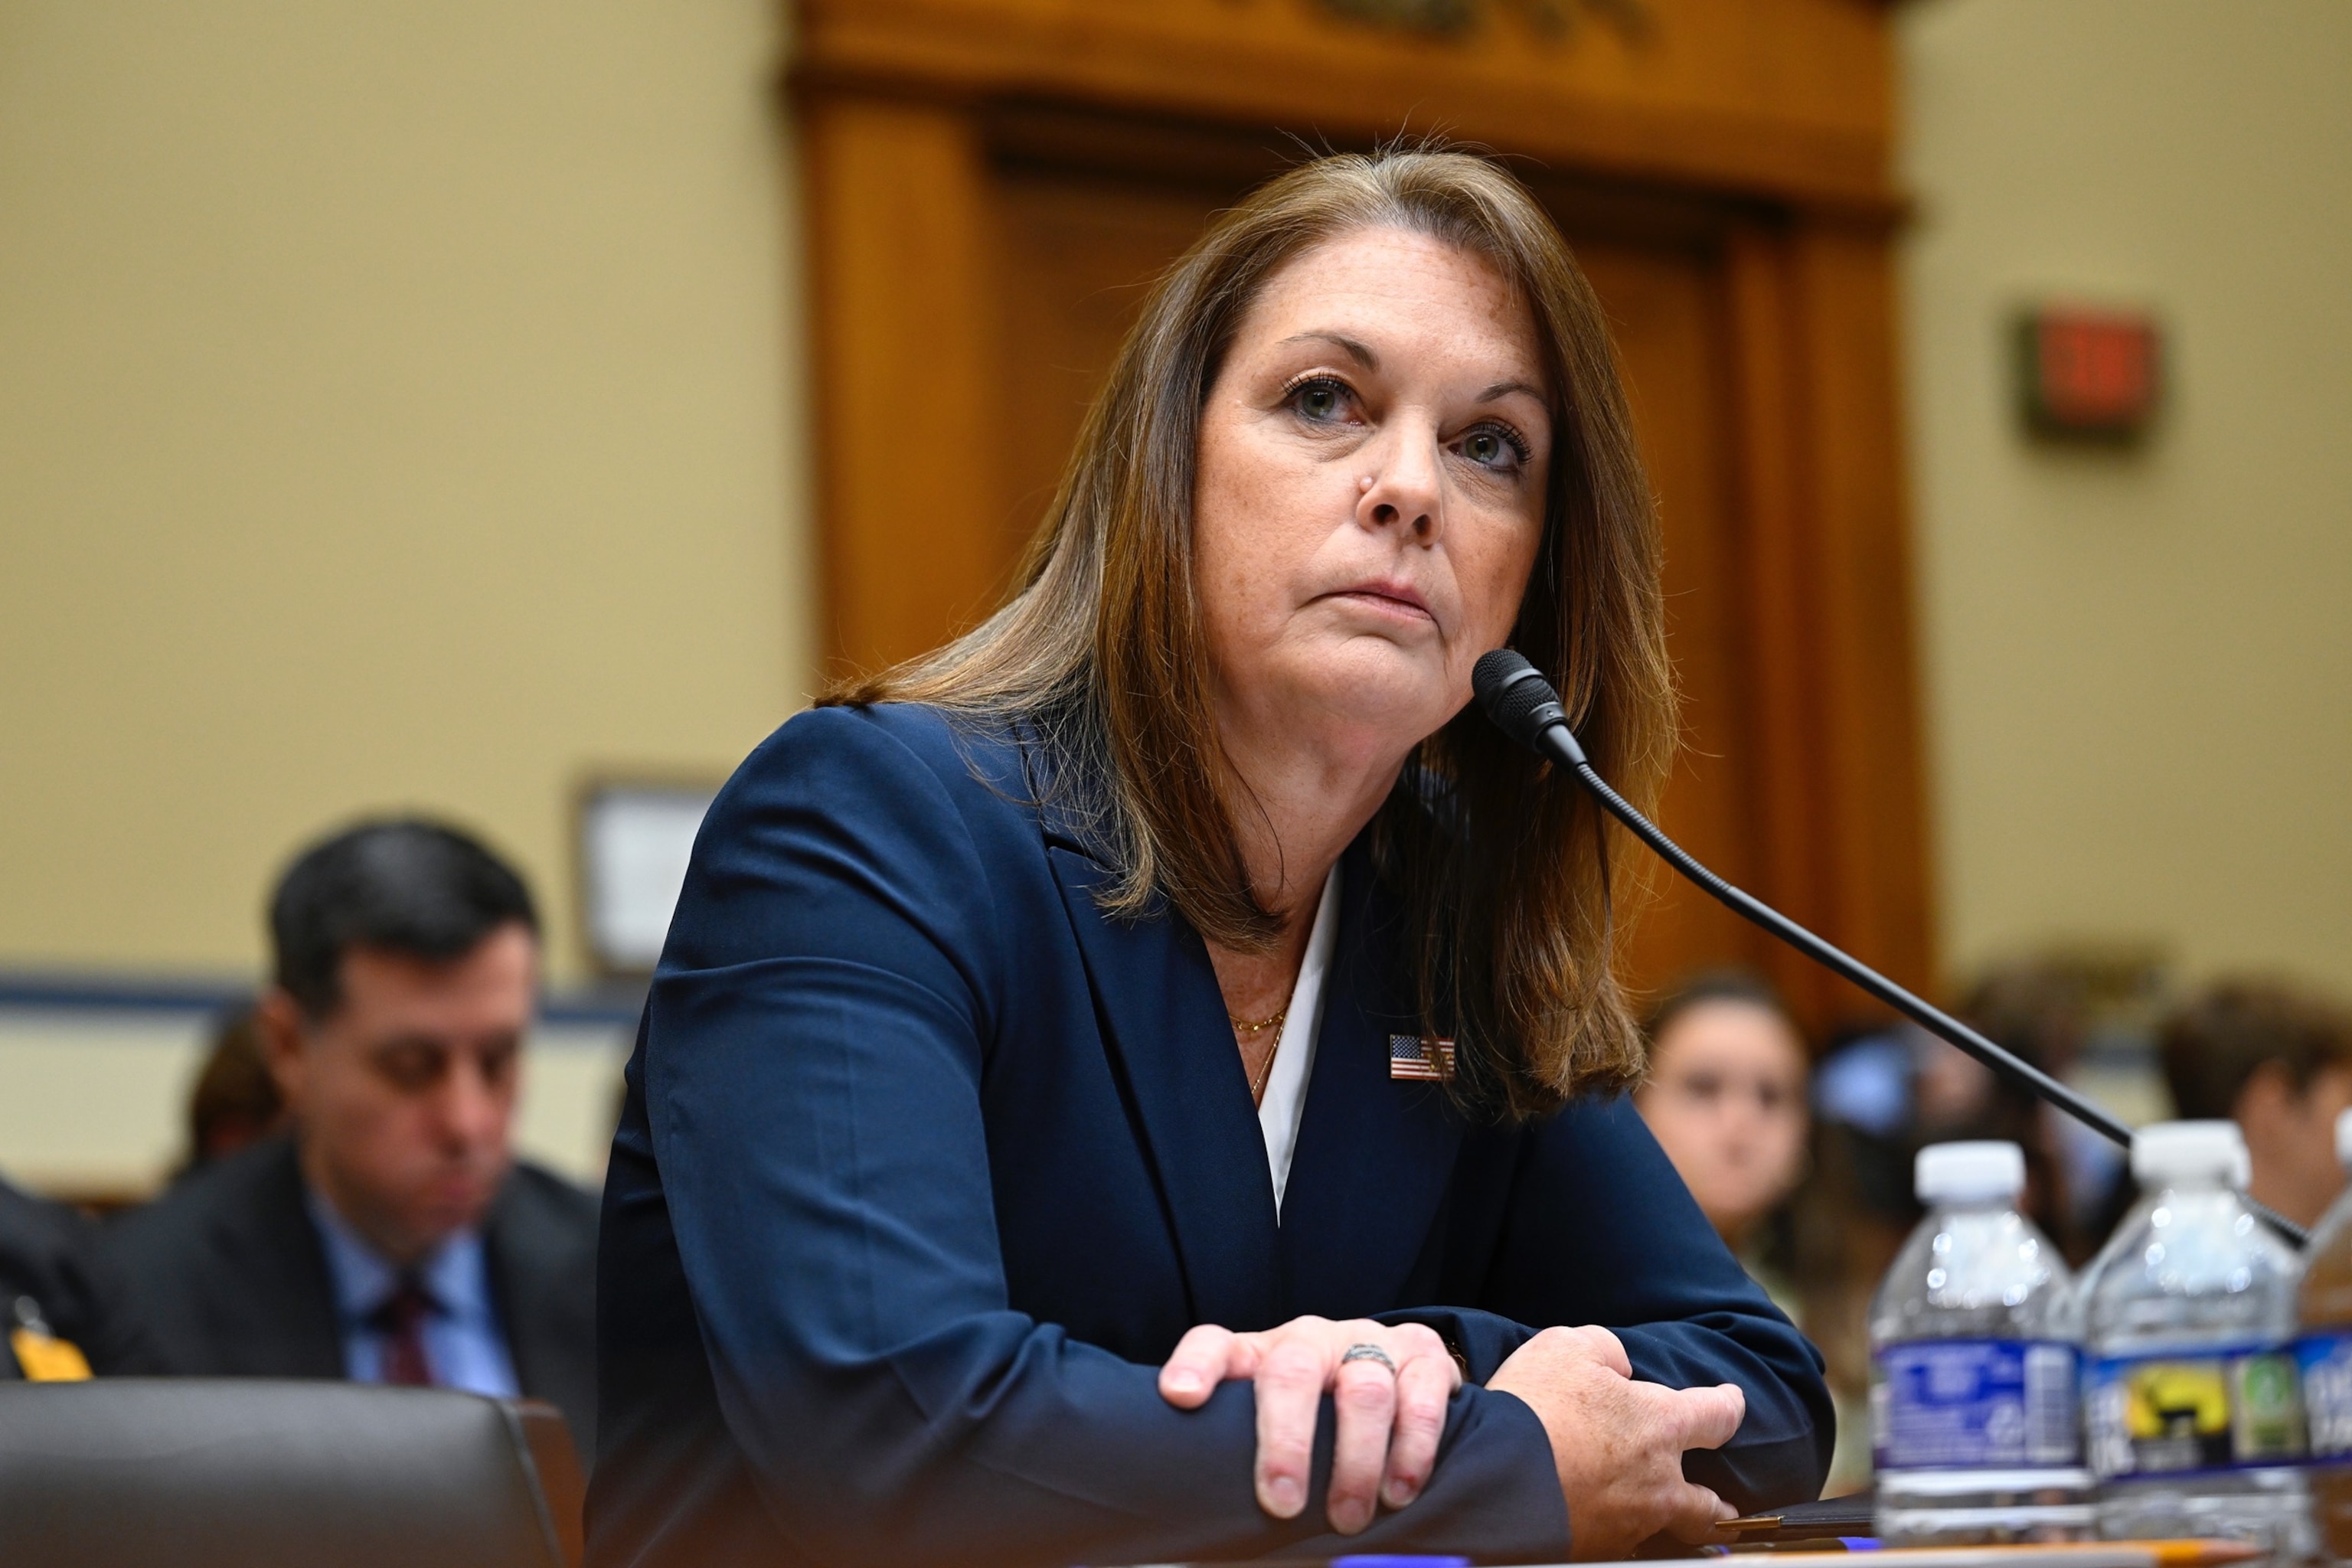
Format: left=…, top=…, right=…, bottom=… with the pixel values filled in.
left=1254, top=862, right=1341, bottom=1220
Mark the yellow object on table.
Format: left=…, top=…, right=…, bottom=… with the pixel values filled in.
left=9, top=1324, right=93, bottom=1381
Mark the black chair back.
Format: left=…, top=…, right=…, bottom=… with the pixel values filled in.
left=0, top=1379, right=578, bottom=1568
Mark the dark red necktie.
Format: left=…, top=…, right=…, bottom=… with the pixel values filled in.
left=368, top=1275, right=438, bottom=1387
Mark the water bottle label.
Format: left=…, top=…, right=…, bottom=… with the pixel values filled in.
left=2082, top=1344, right=2308, bottom=1478
left=1873, top=1338, right=2080, bottom=1472
left=2295, top=1330, right=2352, bottom=1458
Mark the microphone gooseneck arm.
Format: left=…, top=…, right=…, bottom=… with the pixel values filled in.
left=1470, top=649, right=2309, bottom=1249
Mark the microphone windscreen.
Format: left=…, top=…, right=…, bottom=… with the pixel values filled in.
left=1472, top=649, right=1560, bottom=750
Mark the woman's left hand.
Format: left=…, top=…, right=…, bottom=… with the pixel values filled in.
left=1158, top=1315, right=1462, bottom=1534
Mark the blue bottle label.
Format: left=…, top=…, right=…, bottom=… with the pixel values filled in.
left=2295, top=1330, right=2352, bottom=1459
left=2082, top=1344, right=2308, bottom=1479
left=1873, top=1338, right=2081, bottom=1472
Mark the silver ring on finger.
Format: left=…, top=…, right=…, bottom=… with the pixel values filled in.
left=1339, top=1343, right=1398, bottom=1375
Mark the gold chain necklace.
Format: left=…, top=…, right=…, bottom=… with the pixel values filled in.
left=1234, top=1011, right=1286, bottom=1106
left=1246, top=1034, right=1281, bottom=1104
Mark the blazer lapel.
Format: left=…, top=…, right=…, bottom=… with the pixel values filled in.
left=1276, top=841, right=1466, bottom=1318
left=486, top=1184, right=549, bottom=1398
left=1044, top=838, right=1282, bottom=1332
left=483, top=1169, right=599, bottom=1458
left=228, top=1141, right=349, bottom=1377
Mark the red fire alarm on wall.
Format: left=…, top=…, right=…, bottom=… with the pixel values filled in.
left=2014, top=304, right=2162, bottom=439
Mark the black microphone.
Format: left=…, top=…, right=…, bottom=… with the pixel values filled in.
left=1471, top=648, right=2309, bottom=1248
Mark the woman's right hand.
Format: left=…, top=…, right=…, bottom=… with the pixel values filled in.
left=1158, top=1315, right=1461, bottom=1534
left=1485, top=1325, right=1746, bottom=1561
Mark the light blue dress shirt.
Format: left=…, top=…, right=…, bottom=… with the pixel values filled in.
left=305, top=1189, right=520, bottom=1397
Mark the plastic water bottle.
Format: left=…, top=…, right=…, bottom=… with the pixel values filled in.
left=2295, top=1108, right=2352, bottom=1559
left=2081, top=1120, right=2311, bottom=1554
left=1871, top=1141, right=2092, bottom=1544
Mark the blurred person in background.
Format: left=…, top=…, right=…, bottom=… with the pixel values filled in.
left=107, top=819, right=598, bottom=1455
left=2161, top=978, right=2352, bottom=1231
left=1633, top=972, right=1811, bottom=1291
left=0, top=1174, right=154, bottom=1379
left=1813, top=1020, right=2073, bottom=1249
left=1815, top=954, right=2160, bottom=1263
left=1955, top=959, right=2140, bottom=1264
left=179, top=1003, right=287, bottom=1174
left=1633, top=973, right=1878, bottom=1492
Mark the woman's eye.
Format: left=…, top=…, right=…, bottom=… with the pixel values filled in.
left=1287, top=376, right=1351, bottom=423
left=1461, top=426, right=1525, bottom=472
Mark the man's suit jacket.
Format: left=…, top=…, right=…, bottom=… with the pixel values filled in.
left=106, top=1136, right=599, bottom=1456
left=590, top=704, right=1834, bottom=1568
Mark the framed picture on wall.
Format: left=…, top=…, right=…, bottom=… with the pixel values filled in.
left=575, top=776, right=723, bottom=977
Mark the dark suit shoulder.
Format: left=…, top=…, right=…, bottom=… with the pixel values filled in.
left=100, top=1138, right=342, bottom=1378
left=672, top=701, right=1052, bottom=1008
left=492, top=1161, right=599, bottom=1250
left=735, top=702, right=1034, bottom=828
left=0, top=1173, right=92, bottom=1287
left=490, top=1161, right=601, bottom=1459
left=105, top=1136, right=303, bottom=1277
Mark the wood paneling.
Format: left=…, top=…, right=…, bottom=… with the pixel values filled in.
left=992, top=168, right=1230, bottom=562
left=1571, top=237, right=1767, bottom=991
left=1789, top=220, right=1936, bottom=993
left=1723, top=221, right=1836, bottom=1023
left=798, top=0, right=1893, bottom=212
left=792, top=0, right=1939, bottom=1027
left=804, top=96, right=1002, bottom=679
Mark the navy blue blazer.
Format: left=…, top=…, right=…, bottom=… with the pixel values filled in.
left=590, top=703, right=1831, bottom=1568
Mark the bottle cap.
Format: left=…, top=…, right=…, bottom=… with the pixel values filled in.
left=2337, top=1106, right=2352, bottom=1174
left=1915, top=1140, right=2027, bottom=1204
left=2131, top=1119, right=2250, bottom=1189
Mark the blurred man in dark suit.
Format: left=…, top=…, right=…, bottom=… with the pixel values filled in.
left=1, top=1174, right=154, bottom=1379
left=108, top=820, right=598, bottom=1454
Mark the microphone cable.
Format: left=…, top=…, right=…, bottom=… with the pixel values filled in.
left=1472, top=648, right=2308, bottom=1249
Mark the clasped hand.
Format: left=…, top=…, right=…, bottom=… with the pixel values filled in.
left=1158, top=1316, right=1744, bottom=1556
left=1158, top=1316, right=1459, bottom=1535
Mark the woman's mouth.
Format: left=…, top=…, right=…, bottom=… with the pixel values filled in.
left=1322, top=580, right=1436, bottom=624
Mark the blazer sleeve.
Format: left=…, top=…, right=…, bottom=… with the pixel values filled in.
left=1459, top=1094, right=1837, bottom=1513
left=640, top=707, right=1569, bottom=1566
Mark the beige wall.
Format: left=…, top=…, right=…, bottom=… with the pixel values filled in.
left=6, top=0, right=2346, bottom=1013
left=1898, top=0, right=2352, bottom=993
left=0, top=1008, right=630, bottom=1194
left=0, top=0, right=814, bottom=984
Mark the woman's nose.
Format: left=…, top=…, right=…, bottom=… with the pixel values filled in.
left=1355, top=420, right=1443, bottom=541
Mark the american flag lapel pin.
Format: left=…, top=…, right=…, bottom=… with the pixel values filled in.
left=1389, top=1034, right=1455, bottom=1083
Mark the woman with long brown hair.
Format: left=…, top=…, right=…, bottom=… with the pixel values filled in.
left=592, top=148, right=1831, bottom=1566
